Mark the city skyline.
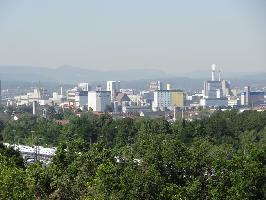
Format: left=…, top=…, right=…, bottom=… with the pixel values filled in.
left=0, top=0, right=265, bottom=73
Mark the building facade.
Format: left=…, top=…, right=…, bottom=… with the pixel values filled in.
left=107, top=81, right=121, bottom=101
left=149, top=81, right=162, bottom=91
left=152, top=90, right=186, bottom=111
left=88, top=91, right=111, bottom=112
left=221, top=80, right=231, bottom=97
left=15, top=88, right=49, bottom=106
left=204, top=80, right=222, bottom=98
left=75, top=91, right=88, bottom=108
left=241, top=90, right=264, bottom=107
left=200, top=98, right=228, bottom=107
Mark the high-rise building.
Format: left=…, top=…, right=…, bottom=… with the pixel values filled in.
left=171, top=91, right=186, bottom=107
left=75, top=91, right=88, bottom=108
left=241, top=86, right=251, bottom=106
left=240, top=87, right=264, bottom=107
left=249, top=92, right=265, bottom=106
left=152, top=90, right=185, bottom=111
left=203, top=65, right=223, bottom=98
left=152, top=90, right=171, bottom=111
left=107, top=81, right=120, bottom=101
left=222, top=80, right=231, bottom=97
left=67, top=83, right=90, bottom=106
left=88, top=91, right=111, bottom=112
left=244, top=86, right=250, bottom=106
left=149, top=81, right=162, bottom=91
left=67, top=88, right=77, bottom=105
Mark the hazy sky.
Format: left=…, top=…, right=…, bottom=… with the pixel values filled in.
left=0, top=0, right=265, bottom=73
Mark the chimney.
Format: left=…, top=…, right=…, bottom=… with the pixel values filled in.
left=211, top=64, right=216, bottom=81
left=33, top=101, right=36, bottom=115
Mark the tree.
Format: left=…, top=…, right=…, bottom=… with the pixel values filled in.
left=0, top=155, right=34, bottom=200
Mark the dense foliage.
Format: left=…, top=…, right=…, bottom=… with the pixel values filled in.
left=0, top=109, right=266, bottom=199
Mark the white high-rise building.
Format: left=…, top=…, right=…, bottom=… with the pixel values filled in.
left=88, top=91, right=111, bottom=112
left=149, top=81, right=163, bottom=91
left=203, top=65, right=223, bottom=99
left=107, top=81, right=120, bottom=101
left=152, top=90, right=171, bottom=111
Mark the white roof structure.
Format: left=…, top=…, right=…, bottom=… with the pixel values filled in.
left=3, top=143, right=56, bottom=156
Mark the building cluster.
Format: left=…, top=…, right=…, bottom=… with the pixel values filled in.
left=1, top=64, right=265, bottom=118
left=186, top=64, right=265, bottom=109
left=5, top=80, right=186, bottom=117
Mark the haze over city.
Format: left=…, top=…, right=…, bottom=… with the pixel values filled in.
left=0, top=0, right=265, bottom=74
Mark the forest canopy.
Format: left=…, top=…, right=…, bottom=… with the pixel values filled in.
left=0, top=109, right=265, bottom=199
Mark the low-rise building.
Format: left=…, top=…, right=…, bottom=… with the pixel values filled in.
left=227, top=97, right=240, bottom=107
left=14, top=88, right=49, bottom=106
left=200, top=98, right=228, bottom=107
left=122, top=106, right=151, bottom=113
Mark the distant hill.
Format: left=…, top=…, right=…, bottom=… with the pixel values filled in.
left=0, top=66, right=265, bottom=92
left=0, top=65, right=173, bottom=83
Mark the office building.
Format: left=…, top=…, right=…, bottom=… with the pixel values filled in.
left=249, top=92, right=265, bottom=106
left=241, top=86, right=251, bottom=106
left=149, top=81, right=162, bottom=91
left=152, top=90, right=186, bottom=111
left=171, top=91, right=186, bottom=107
left=107, top=81, right=120, bottom=101
left=75, top=91, right=88, bottom=108
left=67, top=83, right=90, bottom=106
left=241, top=87, right=264, bottom=107
left=88, top=91, right=111, bottom=112
left=152, top=90, right=171, bottom=111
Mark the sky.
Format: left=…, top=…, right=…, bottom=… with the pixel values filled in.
left=0, top=0, right=265, bottom=74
